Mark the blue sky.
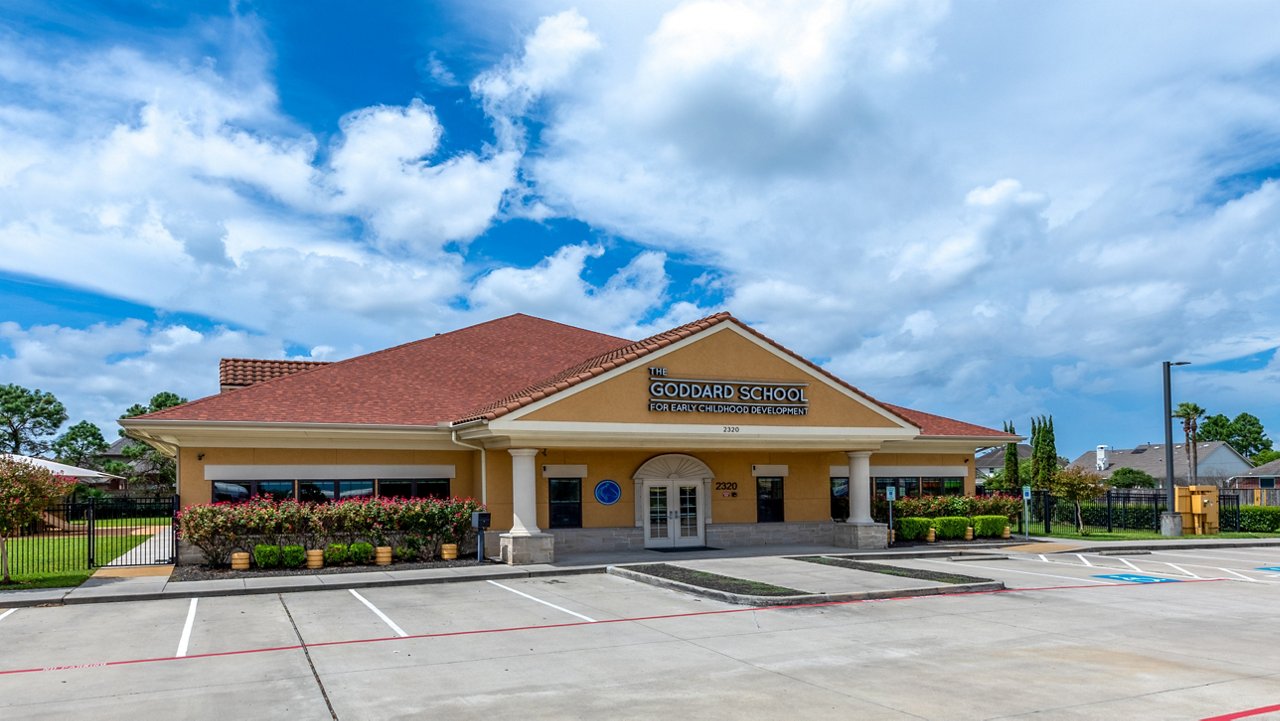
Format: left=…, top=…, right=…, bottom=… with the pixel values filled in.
left=2, top=0, right=1279, bottom=460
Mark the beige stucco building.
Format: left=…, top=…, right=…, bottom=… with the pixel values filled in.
left=121, top=312, right=1012, bottom=563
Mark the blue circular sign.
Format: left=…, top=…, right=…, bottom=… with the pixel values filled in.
left=594, top=479, right=622, bottom=506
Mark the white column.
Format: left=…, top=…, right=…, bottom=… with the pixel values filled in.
left=847, top=451, right=873, bottom=524
left=509, top=448, right=540, bottom=536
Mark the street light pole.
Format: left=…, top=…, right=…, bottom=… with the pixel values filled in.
left=1161, top=360, right=1190, bottom=537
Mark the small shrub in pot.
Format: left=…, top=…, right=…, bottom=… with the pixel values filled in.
left=348, top=542, right=375, bottom=565
left=324, top=543, right=349, bottom=565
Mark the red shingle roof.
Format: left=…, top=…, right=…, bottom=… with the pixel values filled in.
left=137, top=311, right=1012, bottom=439
left=219, top=358, right=330, bottom=389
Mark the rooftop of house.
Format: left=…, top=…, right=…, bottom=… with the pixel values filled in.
left=133, top=312, right=1012, bottom=439
left=1068, top=441, right=1246, bottom=479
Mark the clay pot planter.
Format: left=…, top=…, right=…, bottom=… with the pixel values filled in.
left=375, top=546, right=393, bottom=566
left=306, top=549, right=324, bottom=569
left=1002, top=525, right=1012, bottom=539
left=925, top=528, right=936, bottom=543
left=230, top=551, right=250, bottom=571
left=887, top=529, right=896, bottom=544
left=964, top=526, right=974, bottom=541
left=440, top=543, right=459, bottom=560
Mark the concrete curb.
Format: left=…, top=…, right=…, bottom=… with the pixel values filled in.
left=606, top=564, right=1004, bottom=607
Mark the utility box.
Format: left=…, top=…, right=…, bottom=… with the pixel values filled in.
left=1175, top=485, right=1219, bottom=535
left=472, top=511, right=491, bottom=529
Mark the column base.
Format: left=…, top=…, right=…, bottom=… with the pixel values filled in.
left=1160, top=512, right=1183, bottom=537
left=499, top=532, right=555, bottom=565
left=833, top=521, right=889, bottom=550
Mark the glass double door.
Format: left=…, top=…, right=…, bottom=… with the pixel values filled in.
left=644, top=481, right=704, bottom=548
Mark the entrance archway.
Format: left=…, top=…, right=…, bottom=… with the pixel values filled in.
left=633, top=454, right=713, bottom=548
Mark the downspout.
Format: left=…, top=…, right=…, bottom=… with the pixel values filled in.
left=451, top=429, right=487, bottom=505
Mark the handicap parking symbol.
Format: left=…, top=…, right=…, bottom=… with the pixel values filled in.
left=1256, top=566, right=1280, bottom=572
left=1093, top=573, right=1180, bottom=583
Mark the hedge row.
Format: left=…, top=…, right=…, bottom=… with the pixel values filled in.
left=1238, top=506, right=1280, bottom=533
left=891, top=494, right=1021, bottom=520
left=896, top=514, right=1011, bottom=540
left=178, top=495, right=484, bottom=567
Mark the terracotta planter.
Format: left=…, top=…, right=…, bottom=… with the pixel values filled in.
left=887, top=529, right=896, bottom=545
left=964, top=526, right=974, bottom=541
left=306, top=549, right=324, bottom=569
left=925, top=528, right=936, bottom=543
left=1002, top=525, right=1012, bottom=539
left=441, top=543, right=458, bottom=560
left=230, top=551, right=250, bottom=571
left=375, top=546, right=393, bottom=566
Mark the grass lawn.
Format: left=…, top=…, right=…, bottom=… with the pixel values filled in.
left=1, top=533, right=151, bottom=590
left=69, top=517, right=172, bottom=528
left=1043, top=529, right=1280, bottom=541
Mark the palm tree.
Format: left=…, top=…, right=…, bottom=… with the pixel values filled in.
left=1173, top=402, right=1206, bottom=485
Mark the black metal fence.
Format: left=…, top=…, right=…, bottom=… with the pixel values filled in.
left=1015, top=490, right=1241, bottom=535
left=3, top=496, right=178, bottom=578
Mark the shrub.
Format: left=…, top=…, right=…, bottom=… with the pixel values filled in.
left=972, top=515, right=1008, bottom=537
left=933, top=516, right=969, bottom=539
left=971, top=494, right=1021, bottom=520
left=281, top=544, right=306, bottom=568
left=253, top=543, right=281, bottom=568
left=348, top=541, right=375, bottom=564
left=897, top=517, right=932, bottom=541
left=1238, top=506, right=1280, bottom=533
left=393, top=545, right=415, bottom=562
left=324, top=543, right=349, bottom=565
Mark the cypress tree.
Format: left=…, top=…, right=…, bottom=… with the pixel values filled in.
left=1028, top=417, right=1042, bottom=489
left=1035, top=415, right=1058, bottom=489
left=1003, top=422, right=1020, bottom=489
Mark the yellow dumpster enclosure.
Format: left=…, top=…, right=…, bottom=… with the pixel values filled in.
left=1175, top=486, right=1220, bottom=535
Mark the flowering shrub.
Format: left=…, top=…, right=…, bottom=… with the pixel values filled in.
left=177, top=495, right=487, bottom=567
left=1, top=459, right=77, bottom=583
left=890, top=494, right=1021, bottom=522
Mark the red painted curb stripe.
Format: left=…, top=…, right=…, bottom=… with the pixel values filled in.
left=1201, top=703, right=1280, bottom=721
left=0, top=578, right=1224, bottom=677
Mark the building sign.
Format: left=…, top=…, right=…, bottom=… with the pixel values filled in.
left=646, top=367, right=809, bottom=416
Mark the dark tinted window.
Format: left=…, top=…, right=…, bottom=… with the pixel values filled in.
left=830, top=477, right=849, bottom=521
left=548, top=478, right=582, bottom=528
left=757, top=477, right=784, bottom=523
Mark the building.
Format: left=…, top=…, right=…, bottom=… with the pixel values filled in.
left=1070, top=442, right=1252, bottom=487
left=120, top=313, right=1014, bottom=563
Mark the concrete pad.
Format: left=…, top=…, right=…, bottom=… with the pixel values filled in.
left=91, top=565, right=173, bottom=578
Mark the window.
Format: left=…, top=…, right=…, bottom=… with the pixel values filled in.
left=377, top=479, right=450, bottom=499
left=830, top=477, right=849, bottom=521
left=255, top=481, right=294, bottom=502
left=922, top=477, right=964, bottom=496
left=213, top=481, right=251, bottom=502
left=548, top=478, right=582, bottom=528
left=757, top=477, right=784, bottom=523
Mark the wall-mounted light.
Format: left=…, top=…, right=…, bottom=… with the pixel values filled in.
left=196, top=453, right=205, bottom=461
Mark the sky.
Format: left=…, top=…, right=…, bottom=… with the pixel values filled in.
left=2, top=0, right=1280, bottom=461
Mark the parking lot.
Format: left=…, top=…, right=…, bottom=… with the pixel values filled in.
left=2, top=547, right=1279, bottom=720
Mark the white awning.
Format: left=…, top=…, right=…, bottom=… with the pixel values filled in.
left=1, top=454, right=123, bottom=480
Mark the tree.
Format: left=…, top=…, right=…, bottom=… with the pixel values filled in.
left=1252, top=449, right=1280, bottom=467
left=1173, top=402, right=1205, bottom=485
left=1051, top=466, right=1107, bottom=533
left=1226, top=413, right=1272, bottom=460
left=1028, top=415, right=1057, bottom=490
left=0, top=384, right=68, bottom=456
left=1109, top=467, right=1158, bottom=489
left=1197, top=414, right=1231, bottom=445
left=0, top=456, right=76, bottom=583
left=1002, top=421, right=1020, bottom=490
left=51, top=421, right=109, bottom=470
left=117, top=392, right=188, bottom=494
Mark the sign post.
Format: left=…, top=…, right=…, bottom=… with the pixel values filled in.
left=1022, top=485, right=1032, bottom=540
left=886, top=485, right=896, bottom=544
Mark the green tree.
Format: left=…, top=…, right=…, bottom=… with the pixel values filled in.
left=1197, top=414, right=1231, bottom=444
left=1108, top=467, right=1158, bottom=489
left=1051, top=466, right=1107, bottom=533
left=1173, top=402, right=1205, bottom=485
left=1028, top=415, right=1057, bottom=489
left=0, top=384, right=68, bottom=456
left=51, top=420, right=109, bottom=470
left=1226, top=413, right=1272, bottom=460
left=0, top=456, right=76, bottom=583
left=1252, top=449, right=1280, bottom=467
left=1002, top=421, right=1020, bottom=490
left=118, top=391, right=188, bottom=494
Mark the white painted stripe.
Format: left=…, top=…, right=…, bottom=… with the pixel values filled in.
left=1119, top=558, right=1142, bottom=572
left=487, top=580, right=597, bottom=622
left=1038, top=554, right=1049, bottom=562
left=175, top=598, right=198, bottom=658
left=910, top=559, right=1117, bottom=585
left=1216, top=567, right=1259, bottom=582
left=1165, top=563, right=1201, bottom=579
left=1151, top=550, right=1276, bottom=564
left=1075, top=554, right=1093, bottom=567
left=0, top=608, right=17, bottom=623
left=349, top=590, right=408, bottom=637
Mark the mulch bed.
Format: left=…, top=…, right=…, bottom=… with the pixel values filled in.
left=623, top=563, right=804, bottom=597
left=794, top=556, right=991, bottom=585
left=170, top=558, right=486, bottom=582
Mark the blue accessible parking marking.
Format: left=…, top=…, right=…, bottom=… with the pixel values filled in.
left=1093, top=573, right=1180, bottom=584
left=1256, top=566, right=1280, bottom=572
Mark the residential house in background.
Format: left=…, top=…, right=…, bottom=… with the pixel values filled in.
left=1070, top=442, right=1252, bottom=488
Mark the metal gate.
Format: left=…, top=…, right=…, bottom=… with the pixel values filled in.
left=4, top=496, right=178, bottom=578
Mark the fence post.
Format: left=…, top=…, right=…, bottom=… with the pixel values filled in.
left=171, top=495, right=180, bottom=563
left=86, top=497, right=96, bottom=567
left=1154, top=493, right=1161, bottom=532
left=1106, top=491, right=1114, bottom=533
left=1043, top=493, right=1053, bottom=535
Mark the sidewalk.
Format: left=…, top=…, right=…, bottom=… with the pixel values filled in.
left=3, top=536, right=1278, bottom=608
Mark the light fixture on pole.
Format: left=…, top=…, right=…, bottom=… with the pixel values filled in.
left=1161, top=360, right=1190, bottom=537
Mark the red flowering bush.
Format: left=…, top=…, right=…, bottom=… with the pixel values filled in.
left=177, top=495, right=487, bottom=567
left=0, top=458, right=76, bottom=583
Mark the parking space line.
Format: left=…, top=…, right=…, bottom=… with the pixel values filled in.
left=486, top=580, right=597, bottom=622
left=0, top=608, right=16, bottom=623
left=1118, top=558, right=1141, bottom=572
left=912, top=558, right=1117, bottom=584
left=1215, top=567, right=1260, bottom=582
left=349, top=590, right=408, bottom=637
left=1151, top=551, right=1277, bottom=565
left=1075, top=554, right=1093, bottom=567
left=175, top=598, right=198, bottom=658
